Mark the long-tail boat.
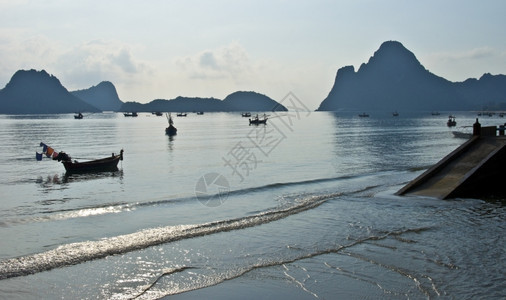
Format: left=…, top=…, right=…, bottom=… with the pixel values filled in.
left=249, top=114, right=268, bottom=125
left=56, top=150, right=124, bottom=174
left=165, top=113, right=177, bottom=135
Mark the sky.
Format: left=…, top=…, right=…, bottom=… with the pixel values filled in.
left=1, top=0, right=505, bottom=110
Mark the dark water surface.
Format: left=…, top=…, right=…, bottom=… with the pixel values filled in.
left=0, top=112, right=504, bottom=299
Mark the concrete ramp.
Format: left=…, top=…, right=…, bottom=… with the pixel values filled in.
left=397, top=135, right=506, bottom=199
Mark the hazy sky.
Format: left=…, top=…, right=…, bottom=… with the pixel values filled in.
left=1, top=0, right=505, bottom=109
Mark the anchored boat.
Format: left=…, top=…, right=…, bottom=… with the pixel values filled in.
left=447, top=115, right=457, bottom=127
left=38, top=142, right=124, bottom=174
left=59, top=150, right=123, bottom=174
left=165, top=113, right=177, bottom=135
left=249, top=114, right=268, bottom=125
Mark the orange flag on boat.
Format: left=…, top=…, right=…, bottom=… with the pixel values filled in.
left=46, top=147, right=54, bottom=157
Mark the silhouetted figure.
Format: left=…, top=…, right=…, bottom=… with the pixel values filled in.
left=472, top=118, right=481, bottom=136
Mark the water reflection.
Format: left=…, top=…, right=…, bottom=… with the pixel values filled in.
left=167, top=134, right=176, bottom=150
left=63, top=169, right=124, bottom=183
left=2, top=112, right=121, bottom=120
left=327, top=112, right=461, bottom=175
left=36, top=170, right=124, bottom=192
left=4, top=114, right=70, bottom=120
left=36, top=174, right=69, bottom=193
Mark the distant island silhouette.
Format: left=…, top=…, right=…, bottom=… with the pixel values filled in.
left=317, top=41, right=506, bottom=111
left=71, top=81, right=123, bottom=112
left=120, top=91, right=287, bottom=112
left=1, top=41, right=506, bottom=114
left=0, top=70, right=100, bottom=114
left=0, top=70, right=287, bottom=114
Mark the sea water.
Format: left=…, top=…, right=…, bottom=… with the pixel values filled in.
left=0, top=111, right=504, bottom=299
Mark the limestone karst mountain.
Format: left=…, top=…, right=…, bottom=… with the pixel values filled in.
left=71, top=81, right=124, bottom=112
left=317, top=41, right=506, bottom=111
left=0, top=69, right=100, bottom=114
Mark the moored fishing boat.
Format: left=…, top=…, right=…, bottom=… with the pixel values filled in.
left=38, top=142, right=123, bottom=173
left=447, top=115, right=456, bottom=127
left=56, top=150, right=124, bottom=174
left=165, top=113, right=177, bottom=135
left=249, top=114, right=268, bottom=125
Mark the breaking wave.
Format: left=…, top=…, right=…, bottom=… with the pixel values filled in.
left=0, top=191, right=337, bottom=280
left=130, top=226, right=435, bottom=298
left=3, top=172, right=392, bottom=225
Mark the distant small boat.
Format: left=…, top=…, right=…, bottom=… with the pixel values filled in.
left=431, top=111, right=440, bottom=116
left=196, top=112, right=204, bottom=115
left=74, top=112, right=83, bottom=119
left=56, top=150, right=124, bottom=174
left=242, top=112, right=251, bottom=117
left=447, top=115, right=457, bottom=127
left=176, top=113, right=187, bottom=117
left=165, top=113, right=177, bottom=136
left=392, top=111, right=399, bottom=117
left=124, top=112, right=138, bottom=117
left=358, top=113, right=369, bottom=117
left=153, top=112, right=163, bottom=116
left=249, top=114, right=268, bottom=125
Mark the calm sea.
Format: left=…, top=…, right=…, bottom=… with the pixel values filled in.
left=0, top=110, right=504, bottom=299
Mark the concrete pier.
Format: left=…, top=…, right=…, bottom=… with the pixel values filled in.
left=397, top=121, right=506, bottom=199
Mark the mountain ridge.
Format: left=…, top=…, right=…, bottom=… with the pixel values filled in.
left=71, top=81, right=124, bottom=111
left=0, top=69, right=100, bottom=114
left=119, top=91, right=288, bottom=112
left=0, top=70, right=287, bottom=114
left=317, top=41, right=506, bottom=111
left=2, top=42, right=506, bottom=115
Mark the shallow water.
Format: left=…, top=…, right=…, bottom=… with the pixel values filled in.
left=0, top=111, right=504, bottom=299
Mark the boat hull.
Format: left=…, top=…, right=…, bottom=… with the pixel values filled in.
left=166, top=125, right=177, bottom=136
left=62, top=151, right=123, bottom=174
left=249, top=119, right=267, bottom=124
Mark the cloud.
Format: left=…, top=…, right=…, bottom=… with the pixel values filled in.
left=432, top=46, right=498, bottom=61
left=169, top=41, right=325, bottom=107
left=461, top=47, right=496, bottom=60
left=110, top=48, right=139, bottom=74
left=199, top=51, right=219, bottom=70
left=0, top=30, right=55, bottom=64
left=175, top=42, right=253, bottom=81
left=55, top=40, right=151, bottom=89
left=0, top=30, right=61, bottom=86
left=422, top=46, right=506, bottom=82
left=0, top=31, right=153, bottom=95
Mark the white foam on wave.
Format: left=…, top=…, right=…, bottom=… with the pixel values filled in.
left=0, top=192, right=335, bottom=280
